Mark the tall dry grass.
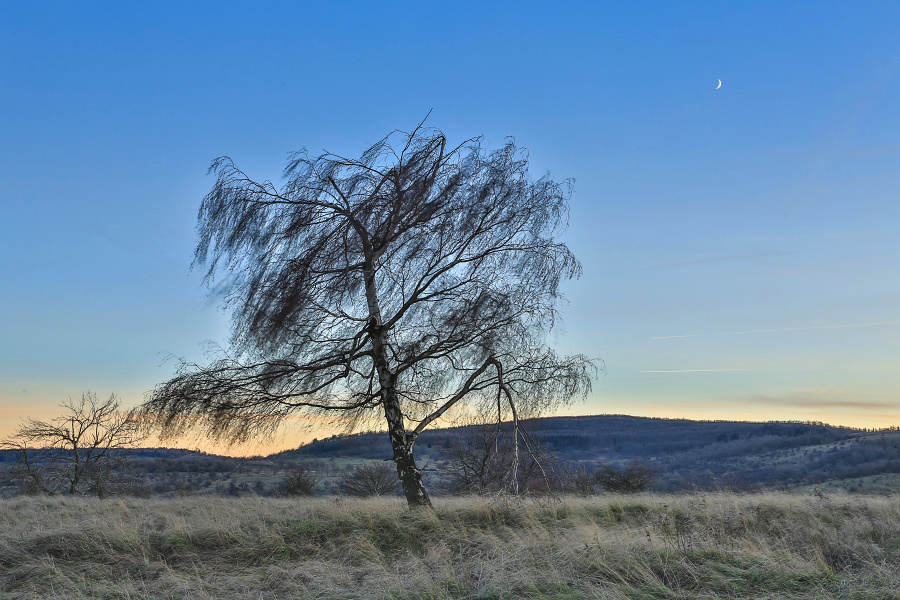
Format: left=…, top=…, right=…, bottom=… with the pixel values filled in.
left=1, top=491, right=898, bottom=599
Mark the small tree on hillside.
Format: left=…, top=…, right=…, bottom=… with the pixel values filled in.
left=0, top=392, right=144, bottom=497
left=336, top=462, right=401, bottom=497
left=139, top=121, right=597, bottom=507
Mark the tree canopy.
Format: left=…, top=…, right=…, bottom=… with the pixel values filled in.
left=141, top=122, right=596, bottom=506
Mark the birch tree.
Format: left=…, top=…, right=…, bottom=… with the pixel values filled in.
left=140, top=122, right=596, bottom=507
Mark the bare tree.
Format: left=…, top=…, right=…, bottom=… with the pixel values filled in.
left=444, top=421, right=565, bottom=495
left=140, top=121, right=597, bottom=507
left=336, top=462, right=401, bottom=497
left=444, top=424, right=508, bottom=494
left=1, top=392, right=144, bottom=497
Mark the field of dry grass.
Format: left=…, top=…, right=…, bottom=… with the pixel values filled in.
left=1, top=491, right=899, bottom=599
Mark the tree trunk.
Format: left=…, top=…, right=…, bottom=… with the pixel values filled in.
left=382, top=386, right=431, bottom=507
left=362, top=258, right=432, bottom=507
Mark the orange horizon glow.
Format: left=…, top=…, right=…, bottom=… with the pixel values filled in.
left=3, top=393, right=896, bottom=458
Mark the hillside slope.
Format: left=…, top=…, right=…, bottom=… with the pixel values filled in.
left=276, top=415, right=900, bottom=491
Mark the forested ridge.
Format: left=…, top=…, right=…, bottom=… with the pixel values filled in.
left=277, top=414, right=900, bottom=492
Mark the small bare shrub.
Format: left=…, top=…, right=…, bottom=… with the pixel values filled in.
left=594, top=459, right=658, bottom=493
left=280, top=465, right=317, bottom=496
left=336, top=462, right=399, bottom=497
left=445, top=421, right=567, bottom=495
left=569, top=464, right=596, bottom=495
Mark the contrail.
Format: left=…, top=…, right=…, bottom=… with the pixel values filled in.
left=641, top=369, right=749, bottom=373
left=652, top=320, right=900, bottom=340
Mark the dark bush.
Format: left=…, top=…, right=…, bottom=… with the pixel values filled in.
left=569, top=465, right=596, bottom=495
left=336, top=463, right=399, bottom=497
left=594, top=460, right=658, bottom=493
left=280, top=465, right=317, bottom=496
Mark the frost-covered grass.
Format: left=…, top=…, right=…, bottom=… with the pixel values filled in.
left=1, top=492, right=899, bottom=599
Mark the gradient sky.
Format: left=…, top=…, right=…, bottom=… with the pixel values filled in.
left=2, top=1, right=898, bottom=454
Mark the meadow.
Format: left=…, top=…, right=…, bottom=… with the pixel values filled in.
left=1, top=492, right=899, bottom=599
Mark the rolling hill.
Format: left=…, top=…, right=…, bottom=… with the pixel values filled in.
left=3, top=415, right=899, bottom=495
left=275, top=414, right=900, bottom=492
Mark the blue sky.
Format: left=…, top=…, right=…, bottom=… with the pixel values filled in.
left=2, top=1, right=898, bottom=452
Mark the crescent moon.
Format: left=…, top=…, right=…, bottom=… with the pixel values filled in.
left=716, top=79, right=722, bottom=90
